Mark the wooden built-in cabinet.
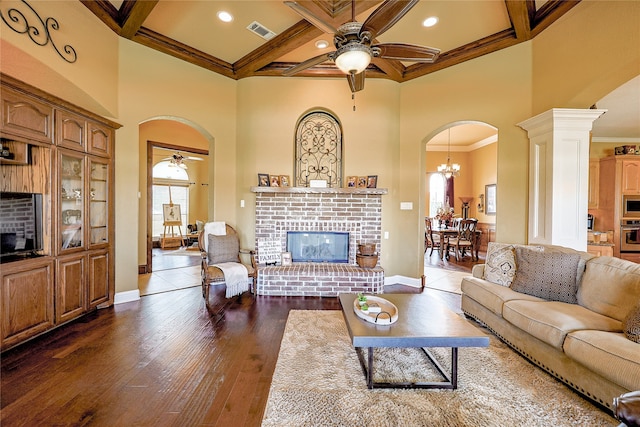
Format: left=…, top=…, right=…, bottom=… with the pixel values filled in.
left=586, top=244, right=614, bottom=258
left=0, top=257, right=55, bottom=350
left=621, top=160, right=640, bottom=194
left=0, top=73, right=120, bottom=351
left=592, top=155, right=640, bottom=258
left=588, top=159, right=599, bottom=209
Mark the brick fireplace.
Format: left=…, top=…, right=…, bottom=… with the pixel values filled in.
left=251, top=186, right=387, bottom=296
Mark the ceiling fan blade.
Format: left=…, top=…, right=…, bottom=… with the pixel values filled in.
left=375, top=43, right=440, bottom=62
left=284, top=1, right=337, bottom=34
left=283, top=52, right=333, bottom=76
left=360, top=0, right=419, bottom=39
left=347, top=72, right=365, bottom=93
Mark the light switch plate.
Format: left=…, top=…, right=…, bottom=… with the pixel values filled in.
left=400, top=202, right=413, bottom=210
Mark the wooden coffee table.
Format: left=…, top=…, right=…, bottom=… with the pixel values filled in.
left=339, top=293, right=489, bottom=389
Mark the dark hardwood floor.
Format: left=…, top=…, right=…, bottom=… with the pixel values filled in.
left=1, top=257, right=470, bottom=426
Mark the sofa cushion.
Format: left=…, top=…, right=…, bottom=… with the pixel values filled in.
left=461, top=276, right=544, bottom=317
left=539, top=244, right=594, bottom=287
left=564, top=330, right=640, bottom=392
left=502, top=300, right=623, bottom=349
left=483, top=243, right=543, bottom=287
left=207, top=234, right=240, bottom=264
left=511, top=247, right=581, bottom=303
left=624, top=303, right=640, bottom=343
left=578, top=256, right=640, bottom=322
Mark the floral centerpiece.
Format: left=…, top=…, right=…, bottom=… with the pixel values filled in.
left=435, top=206, right=455, bottom=227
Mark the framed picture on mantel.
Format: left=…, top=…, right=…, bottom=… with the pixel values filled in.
left=485, top=184, right=497, bottom=215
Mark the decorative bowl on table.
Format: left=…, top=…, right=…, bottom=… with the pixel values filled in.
left=353, top=295, right=398, bottom=325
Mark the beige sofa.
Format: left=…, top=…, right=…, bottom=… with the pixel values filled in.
left=461, top=243, right=640, bottom=410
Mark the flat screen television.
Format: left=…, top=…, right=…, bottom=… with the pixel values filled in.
left=0, top=192, right=44, bottom=262
left=286, top=231, right=349, bottom=263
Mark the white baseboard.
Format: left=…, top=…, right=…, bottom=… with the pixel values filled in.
left=114, top=289, right=141, bottom=305
left=384, top=275, right=422, bottom=288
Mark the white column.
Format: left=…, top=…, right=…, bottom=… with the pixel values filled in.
left=518, top=108, right=606, bottom=251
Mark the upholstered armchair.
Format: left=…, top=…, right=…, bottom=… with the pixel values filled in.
left=198, top=223, right=256, bottom=307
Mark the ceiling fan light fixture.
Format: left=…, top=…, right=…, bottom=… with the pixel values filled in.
left=335, top=44, right=371, bottom=75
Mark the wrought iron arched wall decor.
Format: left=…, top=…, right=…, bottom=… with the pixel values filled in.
left=294, top=110, right=343, bottom=187
left=1, top=0, right=77, bottom=63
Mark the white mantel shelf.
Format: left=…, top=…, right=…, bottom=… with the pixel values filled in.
left=250, top=186, right=388, bottom=195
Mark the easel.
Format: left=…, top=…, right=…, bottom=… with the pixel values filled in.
left=160, top=187, right=185, bottom=249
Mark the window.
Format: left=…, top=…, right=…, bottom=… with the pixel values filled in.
left=152, top=161, right=189, bottom=238
left=429, top=173, right=446, bottom=217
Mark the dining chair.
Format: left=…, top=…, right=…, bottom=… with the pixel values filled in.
left=424, top=217, right=443, bottom=256
left=446, top=218, right=478, bottom=261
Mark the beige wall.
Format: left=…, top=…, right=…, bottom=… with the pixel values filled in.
left=470, top=143, right=498, bottom=223
left=235, top=77, right=401, bottom=268
left=2, top=1, right=639, bottom=292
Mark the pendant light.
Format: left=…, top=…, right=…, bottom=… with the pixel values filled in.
left=437, top=128, right=460, bottom=178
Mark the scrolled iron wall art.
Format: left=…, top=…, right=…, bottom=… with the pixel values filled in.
left=1, top=0, right=77, bottom=63
left=295, top=111, right=343, bottom=187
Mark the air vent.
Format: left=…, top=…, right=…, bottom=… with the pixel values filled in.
left=246, top=21, right=276, bottom=40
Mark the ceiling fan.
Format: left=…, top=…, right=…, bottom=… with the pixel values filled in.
left=162, top=152, right=203, bottom=169
left=283, top=0, right=440, bottom=93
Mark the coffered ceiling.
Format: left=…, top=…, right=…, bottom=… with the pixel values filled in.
left=84, top=0, right=578, bottom=83
left=81, top=0, right=638, bottom=145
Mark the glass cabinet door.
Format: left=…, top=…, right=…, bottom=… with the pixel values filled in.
left=60, top=152, right=84, bottom=250
left=89, top=158, right=109, bottom=246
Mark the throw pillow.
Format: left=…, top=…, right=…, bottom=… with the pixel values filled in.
left=511, top=247, right=581, bottom=303
left=208, top=234, right=240, bottom=265
left=623, top=303, right=640, bottom=343
left=484, top=243, right=517, bottom=286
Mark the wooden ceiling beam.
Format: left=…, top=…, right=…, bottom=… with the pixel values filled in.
left=403, top=29, right=518, bottom=81
left=119, top=0, right=159, bottom=39
left=133, top=28, right=235, bottom=79
left=235, top=21, right=322, bottom=78
left=531, top=0, right=581, bottom=37
left=80, top=0, right=121, bottom=34
left=504, top=0, right=535, bottom=41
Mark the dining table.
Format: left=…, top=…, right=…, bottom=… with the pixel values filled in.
left=432, top=224, right=482, bottom=261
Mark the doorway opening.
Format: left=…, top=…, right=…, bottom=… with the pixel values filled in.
left=146, top=142, right=208, bottom=273
left=423, top=122, right=498, bottom=272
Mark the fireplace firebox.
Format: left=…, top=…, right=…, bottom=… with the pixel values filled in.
left=286, top=231, right=349, bottom=263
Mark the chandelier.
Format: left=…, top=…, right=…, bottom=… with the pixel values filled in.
left=437, top=128, right=460, bottom=178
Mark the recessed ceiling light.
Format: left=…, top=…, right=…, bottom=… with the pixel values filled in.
left=423, top=16, right=438, bottom=27
left=217, top=11, right=233, bottom=23
left=315, top=40, right=329, bottom=49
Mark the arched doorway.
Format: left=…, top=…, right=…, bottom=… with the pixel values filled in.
left=422, top=122, right=498, bottom=267
left=140, top=118, right=213, bottom=274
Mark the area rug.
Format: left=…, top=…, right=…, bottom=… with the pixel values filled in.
left=262, top=310, right=616, bottom=427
